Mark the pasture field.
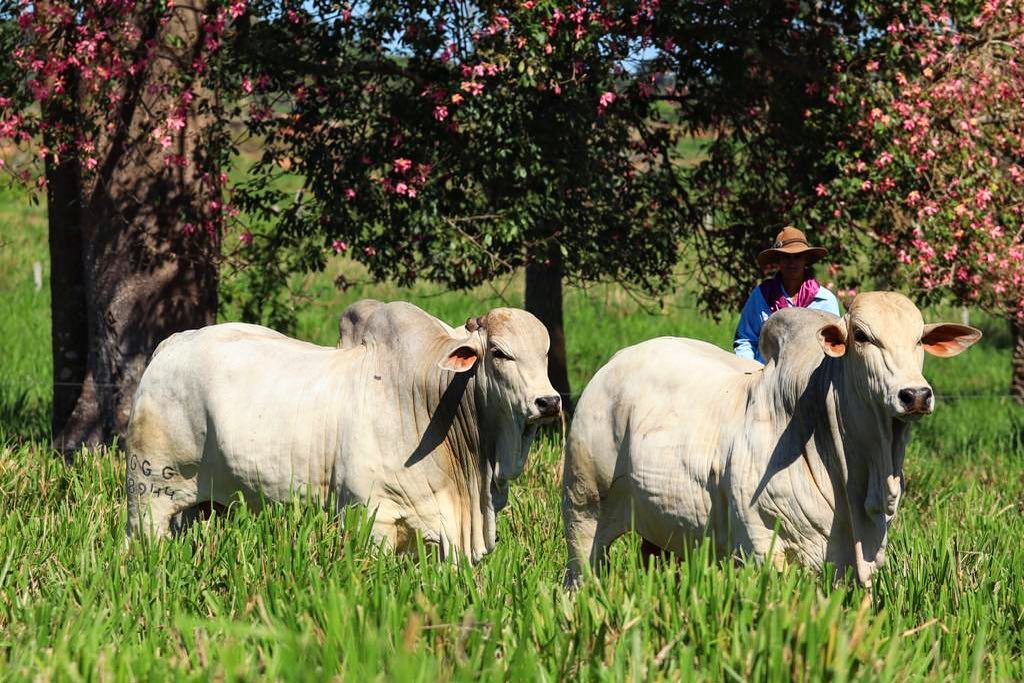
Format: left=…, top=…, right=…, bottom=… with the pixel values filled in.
left=1, top=189, right=1023, bottom=680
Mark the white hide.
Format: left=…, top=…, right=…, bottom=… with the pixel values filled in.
left=126, top=302, right=559, bottom=563
left=562, top=292, right=980, bottom=586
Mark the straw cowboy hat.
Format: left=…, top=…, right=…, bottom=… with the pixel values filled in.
left=755, top=226, right=828, bottom=269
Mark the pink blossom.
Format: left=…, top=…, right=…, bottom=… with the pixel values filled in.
left=344, top=188, right=356, bottom=200
left=433, top=105, right=448, bottom=122
left=165, top=114, right=186, bottom=131
left=597, top=91, right=616, bottom=114
left=814, top=183, right=829, bottom=197
left=975, top=187, right=993, bottom=206
left=239, top=230, right=253, bottom=246
left=393, top=158, right=412, bottom=173
left=395, top=182, right=408, bottom=195
left=332, top=239, right=348, bottom=253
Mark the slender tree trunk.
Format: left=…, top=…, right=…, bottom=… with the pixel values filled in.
left=1011, top=319, right=1024, bottom=405
left=45, top=122, right=88, bottom=444
left=52, top=2, right=219, bottom=456
left=524, top=246, right=573, bottom=412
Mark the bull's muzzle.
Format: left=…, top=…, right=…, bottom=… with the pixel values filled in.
left=897, top=386, right=933, bottom=415
left=534, top=394, right=562, bottom=420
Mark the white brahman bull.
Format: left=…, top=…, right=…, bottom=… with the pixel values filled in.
left=562, top=292, right=980, bottom=586
left=125, top=301, right=561, bottom=563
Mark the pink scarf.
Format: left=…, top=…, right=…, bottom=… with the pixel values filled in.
left=759, top=273, right=820, bottom=312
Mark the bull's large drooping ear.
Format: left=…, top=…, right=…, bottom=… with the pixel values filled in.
left=438, top=344, right=479, bottom=372
left=921, top=323, right=982, bottom=357
left=818, top=321, right=848, bottom=357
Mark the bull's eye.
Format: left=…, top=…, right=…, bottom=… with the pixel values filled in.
left=853, top=328, right=870, bottom=344
left=491, top=347, right=514, bottom=361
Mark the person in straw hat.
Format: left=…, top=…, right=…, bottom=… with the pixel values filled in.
left=733, top=226, right=840, bottom=363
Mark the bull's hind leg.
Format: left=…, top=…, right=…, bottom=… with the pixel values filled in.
left=124, top=402, right=201, bottom=540
left=562, top=432, right=632, bottom=587
left=126, top=454, right=200, bottom=539
left=562, top=497, right=631, bottom=587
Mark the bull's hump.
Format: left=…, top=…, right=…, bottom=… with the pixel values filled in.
left=362, top=302, right=450, bottom=348
left=759, top=308, right=836, bottom=366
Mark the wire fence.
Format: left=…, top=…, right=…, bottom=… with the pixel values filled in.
left=0, top=376, right=1016, bottom=401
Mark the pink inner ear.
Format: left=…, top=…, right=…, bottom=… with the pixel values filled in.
left=819, top=324, right=846, bottom=357
left=444, top=346, right=478, bottom=371
left=922, top=341, right=958, bottom=357
left=922, top=323, right=982, bottom=358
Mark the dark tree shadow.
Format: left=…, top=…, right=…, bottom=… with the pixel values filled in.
left=0, top=388, right=51, bottom=446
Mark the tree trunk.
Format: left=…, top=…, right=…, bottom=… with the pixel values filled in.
left=1012, top=319, right=1024, bottom=406
left=45, top=116, right=88, bottom=446
left=524, top=247, right=573, bottom=412
left=52, top=2, right=219, bottom=457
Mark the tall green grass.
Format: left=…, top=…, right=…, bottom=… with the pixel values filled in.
left=1, top=185, right=1022, bottom=679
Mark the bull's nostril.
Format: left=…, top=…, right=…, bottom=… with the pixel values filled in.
left=535, top=395, right=561, bottom=415
left=898, top=389, right=915, bottom=406
left=920, top=387, right=933, bottom=402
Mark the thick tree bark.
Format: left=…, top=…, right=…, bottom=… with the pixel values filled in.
left=52, top=2, right=219, bottom=456
left=524, top=247, right=573, bottom=412
left=1012, top=319, right=1024, bottom=405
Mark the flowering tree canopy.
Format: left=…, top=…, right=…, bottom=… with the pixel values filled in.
left=216, top=1, right=683, bottom=330
left=819, top=2, right=1024, bottom=319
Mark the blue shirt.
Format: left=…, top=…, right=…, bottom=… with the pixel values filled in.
left=733, top=284, right=841, bottom=363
